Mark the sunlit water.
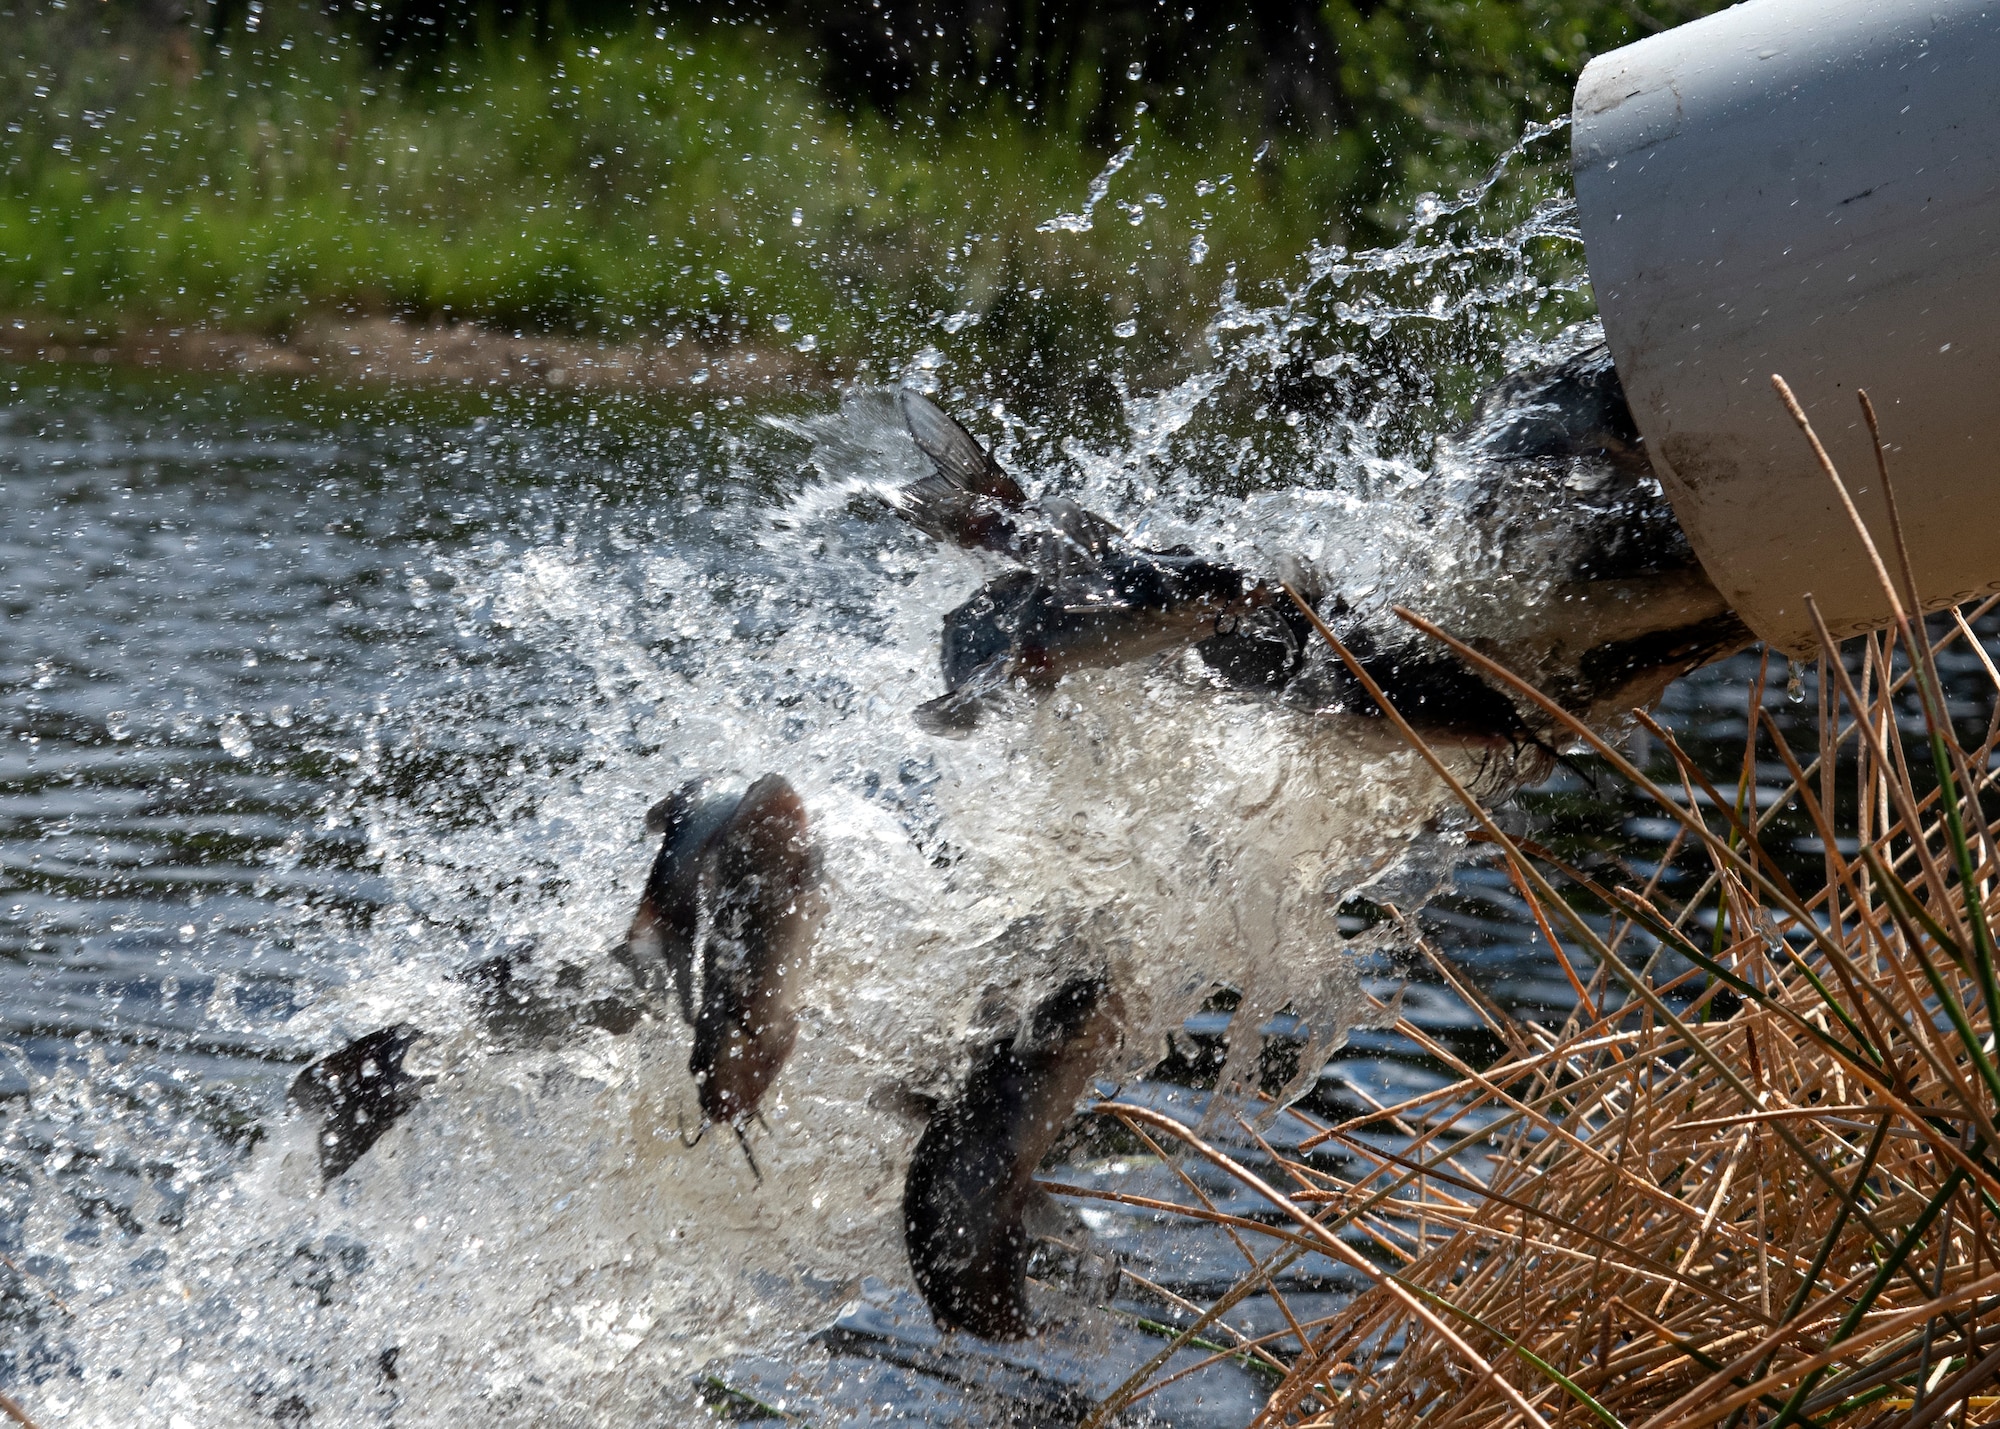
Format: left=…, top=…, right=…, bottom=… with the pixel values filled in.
left=6, top=127, right=1987, bottom=1425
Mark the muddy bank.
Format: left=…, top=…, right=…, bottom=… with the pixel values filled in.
left=0, top=315, right=833, bottom=394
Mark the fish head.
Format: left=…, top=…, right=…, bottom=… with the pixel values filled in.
left=631, top=776, right=747, bottom=1025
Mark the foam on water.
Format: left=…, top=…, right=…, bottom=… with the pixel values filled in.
left=9, top=124, right=1606, bottom=1425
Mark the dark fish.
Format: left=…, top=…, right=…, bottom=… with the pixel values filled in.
left=288, top=1024, right=427, bottom=1183
left=894, top=362, right=1751, bottom=747
left=1433, top=342, right=1753, bottom=721
left=625, top=773, right=825, bottom=1168
left=897, top=390, right=1531, bottom=737
left=903, top=976, right=1122, bottom=1339
left=1253, top=344, right=1750, bottom=734
left=625, top=777, right=760, bottom=1026
left=894, top=391, right=1273, bottom=729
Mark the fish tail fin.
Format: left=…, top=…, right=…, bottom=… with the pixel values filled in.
left=893, top=389, right=1026, bottom=547
left=288, top=1023, right=428, bottom=1183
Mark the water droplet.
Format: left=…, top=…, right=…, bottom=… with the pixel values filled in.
left=218, top=716, right=253, bottom=759
left=1787, top=660, right=1807, bottom=704
left=714, top=270, right=731, bottom=287
left=796, top=334, right=817, bottom=352
left=1113, top=319, right=1138, bottom=339
left=790, top=208, right=804, bottom=227
left=1126, top=62, right=1143, bottom=80
left=105, top=712, right=131, bottom=742
left=772, top=314, right=793, bottom=333
left=1188, top=235, right=1208, bottom=265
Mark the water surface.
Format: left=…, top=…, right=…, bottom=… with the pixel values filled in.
left=6, top=142, right=1989, bottom=1424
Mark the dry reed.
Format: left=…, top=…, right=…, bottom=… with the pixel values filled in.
left=1068, top=385, right=2000, bottom=1428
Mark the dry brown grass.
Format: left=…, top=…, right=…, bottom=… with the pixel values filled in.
left=1069, top=386, right=2000, bottom=1429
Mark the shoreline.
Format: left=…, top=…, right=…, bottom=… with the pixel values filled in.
left=0, top=315, right=833, bottom=396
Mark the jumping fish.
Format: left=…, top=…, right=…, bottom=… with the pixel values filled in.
left=626, top=772, right=825, bottom=1168
left=625, top=776, right=759, bottom=1028
left=283, top=776, right=820, bottom=1187
left=902, top=976, right=1123, bottom=1339
left=893, top=389, right=1534, bottom=740
left=894, top=348, right=1752, bottom=740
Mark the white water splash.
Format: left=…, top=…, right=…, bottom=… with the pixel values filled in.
left=20, top=120, right=1613, bottom=1427
left=1037, top=139, right=1139, bottom=234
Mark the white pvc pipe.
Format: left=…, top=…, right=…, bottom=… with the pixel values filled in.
left=1572, top=0, right=2000, bottom=656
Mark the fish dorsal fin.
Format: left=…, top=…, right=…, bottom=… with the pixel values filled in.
left=644, top=776, right=712, bottom=836
left=1015, top=496, right=1126, bottom=588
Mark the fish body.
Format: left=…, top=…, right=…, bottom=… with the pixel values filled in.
left=626, top=773, right=825, bottom=1138
left=689, top=775, right=824, bottom=1131
left=902, top=976, right=1122, bottom=1339
left=939, top=549, right=1270, bottom=678
left=626, top=777, right=756, bottom=1025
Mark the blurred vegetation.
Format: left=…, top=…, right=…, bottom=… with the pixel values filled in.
left=0, top=0, right=1721, bottom=371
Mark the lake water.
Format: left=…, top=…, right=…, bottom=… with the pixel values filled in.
left=5, top=146, right=1993, bottom=1425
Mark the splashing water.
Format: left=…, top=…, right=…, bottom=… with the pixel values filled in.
left=1038, top=139, right=1142, bottom=234
left=3, top=123, right=1615, bottom=1424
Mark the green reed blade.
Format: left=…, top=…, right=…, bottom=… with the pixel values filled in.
left=1770, top=1165, right=1967, bottom=1429
left=1867, top=852, right=2000, bottom=1117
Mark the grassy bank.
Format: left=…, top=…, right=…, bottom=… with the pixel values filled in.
left=2, top=1, right=1716, bottom=375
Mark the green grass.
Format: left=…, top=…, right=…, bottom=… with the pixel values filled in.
left=0, top=0, right=1718, bottom=374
